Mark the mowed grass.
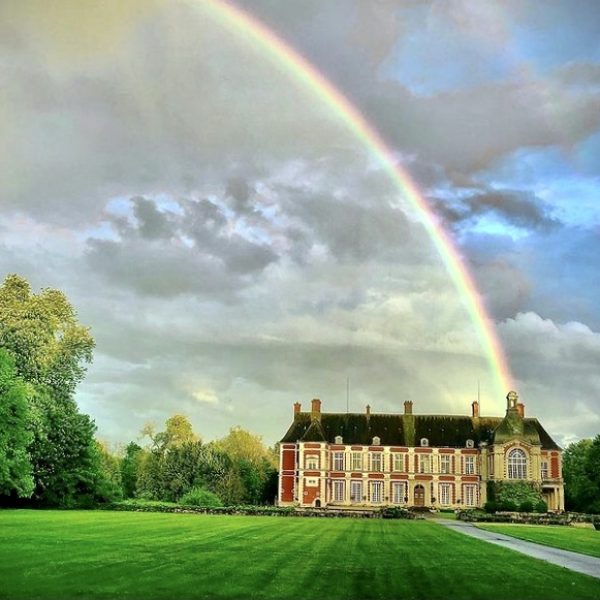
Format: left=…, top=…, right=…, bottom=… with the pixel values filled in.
left=478, top=523, right=600, bottom=558
left=1, top=511, right=600, bottom=600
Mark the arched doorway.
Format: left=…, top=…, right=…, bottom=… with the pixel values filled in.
left=314, top=499, right=321, bottom=508
left=414, top=485, right=425, bottom=507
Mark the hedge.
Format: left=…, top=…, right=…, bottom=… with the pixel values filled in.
left=98, top=500, right=415, bottom=519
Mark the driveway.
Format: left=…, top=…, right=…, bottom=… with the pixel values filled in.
left=435, top=519, right=600, bottom=580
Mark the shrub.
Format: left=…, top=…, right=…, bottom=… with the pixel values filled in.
left=179, top=487, right=223, bottom=507
left=499, top=500, right=518, bottom=512
left=483, top=501, right=497, bottom=514
left=534, top=500, right=548, bottom=513
left=519, top=500, right=534, bottom=513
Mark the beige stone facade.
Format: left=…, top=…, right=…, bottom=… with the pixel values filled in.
left=278, top=394, right=564, bottom=511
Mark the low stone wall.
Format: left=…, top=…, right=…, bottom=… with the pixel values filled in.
left=100, top=502, right=415, bottom=519
left=457, top=509, right=600, bottom=527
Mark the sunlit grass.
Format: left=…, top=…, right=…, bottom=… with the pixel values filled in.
left=1, top=510, right=599, bottom=599
left=478, top=523, right=600, bottom=558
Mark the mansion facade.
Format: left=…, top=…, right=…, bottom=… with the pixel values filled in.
left=278, top=392, right=564, bottom=512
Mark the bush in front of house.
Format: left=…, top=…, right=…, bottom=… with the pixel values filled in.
left=179, top=487, right=223, bottom=507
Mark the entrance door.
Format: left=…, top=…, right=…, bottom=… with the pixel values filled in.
left=414, top=484, right=425, bottom=507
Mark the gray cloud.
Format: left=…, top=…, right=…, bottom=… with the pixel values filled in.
left=1, top=0, right=599, bottom=449
left=433, top=189, right=559, bottom=231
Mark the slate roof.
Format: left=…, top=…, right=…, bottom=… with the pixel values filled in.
left=280, top=411, right=561, bottom=450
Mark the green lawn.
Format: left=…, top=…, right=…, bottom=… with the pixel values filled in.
left=1, top=510, right=600, bottom=600
left=478, top=523, right=600, bottom=558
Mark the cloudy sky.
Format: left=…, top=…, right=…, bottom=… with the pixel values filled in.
left=2, top=0, right=599, bottom=448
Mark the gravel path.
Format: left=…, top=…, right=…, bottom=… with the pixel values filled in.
left=435, top=519, right=600, bottom=579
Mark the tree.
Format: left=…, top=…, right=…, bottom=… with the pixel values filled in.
left=563, top=438, right=597, bottom=513
left=0, top=274, right=94, bottom=400
left=0, top=274, right=107, bottom=506
left=0, top=349, right=34, bottom=499
left=120, top=442, right=143, bottom=498
left=28, top=390, right=116, bottom=506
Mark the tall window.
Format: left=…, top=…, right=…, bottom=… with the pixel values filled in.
left=464, top=455, right=475, bottom=475
left=439, top=483, right=452, bottom=506
left=351, top=452, right=363, bottom=471
left=305, top=456, right=319, bottom=470
left=370, top=452, right=382, bottom=472
left=419, top=455, right=430, bottom=474
left=393, top=453, right=403, bottom=472
left=350, top=480, right=363, bottom=503
left=332, top=480, right=345, bottom=502
left=440, top=455, right=451, bottom=474
left=541, top=461, right=549, bottom=480
left=392, top=482, right=406, bottom=504
left=507, top=448, right=527, bottom=480
left=463, top=485, right=477, bottom=506
left=333, top=452, right=345, bottom=471
left=370, top=481, right=383, bottom=503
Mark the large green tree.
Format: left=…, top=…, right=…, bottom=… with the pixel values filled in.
left=563, top=437, right=600, bottom=513
left=0, top=274, right=115, bottom=506
left=0, top=274, right=94, bottom=400
left=0, top=350, right=34, bottom=499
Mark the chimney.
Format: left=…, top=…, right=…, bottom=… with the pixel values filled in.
left=404, top=400, right=413, bottom=415
left=293, top=402, right=301, bottom=416
left=516, top=402, right=525, bottom=418
left=366, top=404, right=371, bottom=416
left=311, top=398, right=321, bottom=420
left=472, top=400, right=480, bottom=418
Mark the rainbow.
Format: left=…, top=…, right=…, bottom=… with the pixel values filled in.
left=202, top=0, right=513, bottom=399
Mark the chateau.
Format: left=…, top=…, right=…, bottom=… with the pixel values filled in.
left=278, top=392, right=564, bottom=511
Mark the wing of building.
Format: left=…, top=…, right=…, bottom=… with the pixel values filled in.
left=278, top=392, right=564, bottom=511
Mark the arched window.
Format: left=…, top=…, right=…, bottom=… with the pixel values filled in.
left=335, top=435, right=343, bottom=444
left=507, top=448, right=527, bottom=479
left=372, top=436, right=381, bottom=446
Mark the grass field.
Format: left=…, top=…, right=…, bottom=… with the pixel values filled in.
left=478, top=523, right=600, bottom=558
left=1, top=510, right=600, bottom=600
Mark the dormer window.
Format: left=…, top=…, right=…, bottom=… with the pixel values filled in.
left=420, top=438, right=429, bottom=447
left=466, top=439, right=474, bottom=448
left=372, top=436, right=381, bottom=446
left=335, top=435, right=343, bottom=444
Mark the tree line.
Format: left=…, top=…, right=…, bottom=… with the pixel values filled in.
left=1, top=273, right=599, bottom=512
left=0, top=274, right=276, bottom=508
left=563, top=436, right=600, bottom=514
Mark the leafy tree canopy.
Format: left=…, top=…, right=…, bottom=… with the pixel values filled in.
left=0, top=349, right=34, bottom=498
left=0, top=274, right=94, bottom=400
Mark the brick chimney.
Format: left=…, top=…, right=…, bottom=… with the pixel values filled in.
left=366, top=404, right=371, bottom=416
left=404, top=400, right=413, bottom=415
left=293, top=402, right=301, bottom=416
left=516, top=402, right=525, bottom=418
left=472, top=400, right=480, bottom=418
left=311, top=398, right=321, bottom=420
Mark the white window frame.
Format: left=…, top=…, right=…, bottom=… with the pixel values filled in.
left=392, top=482, right=406, bottom=504
left=305, top=477, right=319, bottom=487
left=332, top=480, right=345, bottom=502
left=440, top=455, right=451, bottom=474
left=350, top=480, right=363, bottom=503
left=370, top=452, right=383, bottom=472
left=351, top=452, right=363, bottom=471
left=419, top=455, right=430, bottom=474
left=541, top=461, right=549, bottom=480
left=507, top=448, right=527, bottom=480
left=463, top=484, right=477, bottom=506
left=439, top=483, right=452, bottom=506
left=305, top=455, right=319, bottom=470
left=464, top=455, right=475, bottom=475
left=333, top=451, right=345, bottom=471
left=370, top=481, right=383, bottom=504
left=393, top=453, right=403, bottom=472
